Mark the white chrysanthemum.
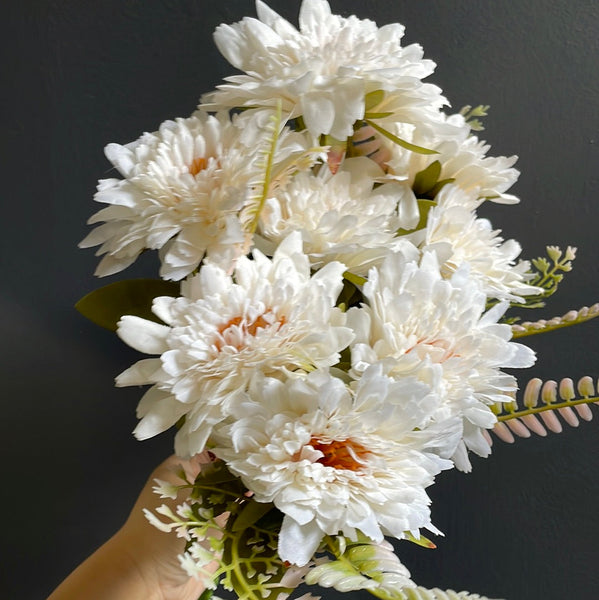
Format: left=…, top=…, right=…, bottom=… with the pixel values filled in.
left=115, top=233, right=353, bottom=457
left=347, top=250, right=535, bottom=471
left=202, top=0, right=447, bottom=140
left=257, top=157, right=409, bottom=275
left=213, top=366, right=458, bottom=566
left=80, top=111, right=311, bottom=280
left=420, top=185, right=540, bottom=302
left=380, top=114, right=521, bottom=208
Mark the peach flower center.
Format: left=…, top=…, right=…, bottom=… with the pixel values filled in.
left=309, top=438, right=370, bottom=471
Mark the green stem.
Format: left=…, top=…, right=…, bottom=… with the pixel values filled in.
left=497, top=395, right=599, bottom=422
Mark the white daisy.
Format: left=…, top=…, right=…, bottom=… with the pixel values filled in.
left=420, top=184, right=541, bottom=302
left=202, top=0, right=447, bottom=140
left=257, top=157, right=408, bottom=275
left=80, top=111, right=312, bottom=280
left=115, top=233, right=354, bottom=457
left=213, top=366, right=458, bottom=566
left=347, top=250, right=535, bottom=471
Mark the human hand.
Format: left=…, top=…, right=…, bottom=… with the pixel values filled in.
left=48, top=453, right=223, bottom=600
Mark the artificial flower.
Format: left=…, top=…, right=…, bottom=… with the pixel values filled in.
left=202, top=0, right=448, bottom=140
left=115, top=233, right=353, bottom=457
left=382, top=113, right=521, bottom=205
left=80, top=111, right=313, bottom=280
left=213, top=366, right=459, bottom=566
left=257, top=157, right=406, bottom=275
left=420, top=184, right=540, bottom=302
left=347, top=250, right=536, bottom=470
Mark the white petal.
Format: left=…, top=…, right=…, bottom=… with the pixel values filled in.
left=115, top=358, right=163, bottom=386
left=133, top=392, right=187, bottom=440
left=278, top=516, right=324, bottom=567
left=117, top=316, right=170, bottom=354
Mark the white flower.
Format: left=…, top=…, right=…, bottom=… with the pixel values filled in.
left=347, top=250, right=535, bottom=471
left=202, top=0, right=447, bottom=140
left=420, top=185, right=541, bottom=302
left=115, top=233, right=353, bottom=457
left=80, top=111, right=311, bottom=280
left=213, top=366, right=458, bottom=566
left=381, top=113, right=521, bottom=208
left=257, top=157, right=407, bottom=275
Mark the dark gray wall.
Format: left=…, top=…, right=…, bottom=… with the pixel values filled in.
left=3, top=1, right=599, bottom=598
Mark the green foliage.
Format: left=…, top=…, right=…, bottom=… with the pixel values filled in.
left=306, top=534, right=413, bottom=599
left=240, top=101, right=283, bottom=235
left=364, top=119, right=439, bottom=155
left=491, top=375, right=599, bottom=442
left=306, top=535, right=500, bottom=600
left=395, top=160, right=456, bottom=236
left=186, top=461, right=290, bottom=600
left=500, top=245, right=577, bottom=314
left=459, top=104, right=490, bottom=132
left=412, top=161, right=442, bottom=197
left=75, top=279, right=180, bottom=331
left=242, top=101, right=323, bottom=233
left=397, top=199, right=437, bottom=236
left=411, top=160, right=455, bottom=200
left=363, top=89, right=394, bottom=119
left=510, top=303, right=599, bottom=338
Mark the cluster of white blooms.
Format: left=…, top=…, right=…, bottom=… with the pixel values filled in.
left=81, top=0, right=540, bottom=590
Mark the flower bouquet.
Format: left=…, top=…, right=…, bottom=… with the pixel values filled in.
left=76, top=1, right=599, bottom=599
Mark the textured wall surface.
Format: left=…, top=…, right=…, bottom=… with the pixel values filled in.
left=3, top=1, right=599, bottom=599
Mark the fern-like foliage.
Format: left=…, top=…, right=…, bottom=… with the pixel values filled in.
left=305, top=535, right=501, bottom=600
left=240, top=101, right=324, bottom=235
left=239, top=101, right=283, bottom=235
left=458, top=104, right=490, bottom=132
left=510, top=303, right=599, bottom=338
left=147, top=460, right=293, bottom=600
left=507, top=245, right=576, bottom=311
left=487, top=376, right=599, bottom=444
left=306, top=535, right=413, bottom=598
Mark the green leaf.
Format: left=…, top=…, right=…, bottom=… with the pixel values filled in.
left=364, top=120, right=438, bottom=155
left=195, top=460, right=240, bottom=487
left=197, top=589, right=214, bottom=600
left=337, top=279, right=363, bottom=312
left=344, top=271, right=367, bottom=287
left=412, top=161, right=441, bottom=196
left=427, top=177, right=455, bottom=198
left=364, top=90, right=385, bottom=111
left=75, top=279, right=180, bottom=331
left=232, top=500, right=276, bottom=533
left=397, top=199, right=436, bottom=236
left=363, top=111, right=394, bottom=119
left=404, top=531, right=437, bottom=549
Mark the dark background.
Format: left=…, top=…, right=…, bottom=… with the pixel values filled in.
left=3, top=1, right=599, bottom=598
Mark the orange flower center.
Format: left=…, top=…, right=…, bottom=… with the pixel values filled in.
left=189, top=157, right=208, bottom=176
left=216, top=313, right=286, bottom=351
left=309, top=438, right=370, bottom=471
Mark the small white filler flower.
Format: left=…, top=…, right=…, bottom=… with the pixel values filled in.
left=115, top=233, right=353, bottom=457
